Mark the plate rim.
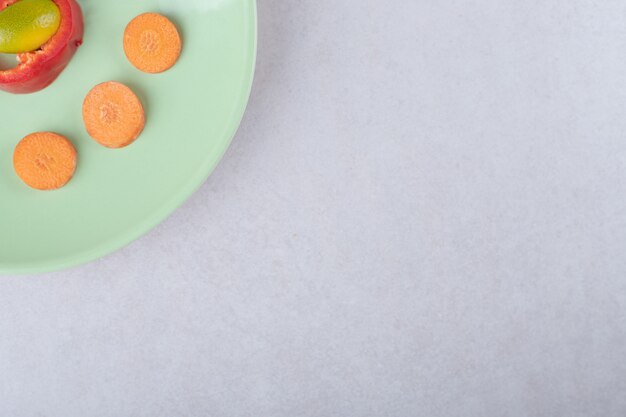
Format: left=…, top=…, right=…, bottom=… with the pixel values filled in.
left=0, top=0, right=258, bottom=275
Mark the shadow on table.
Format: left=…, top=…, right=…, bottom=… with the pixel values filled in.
left=202, top=0, right=294, bottom=178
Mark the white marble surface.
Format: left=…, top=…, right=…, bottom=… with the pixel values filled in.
left=2, top=0, right=626, bottom=415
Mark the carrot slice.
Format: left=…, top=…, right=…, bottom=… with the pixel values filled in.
left=82, top=81, right=145, bottom=148
left=123, top=12, right=181, bottom=74
left=13, top=132, right=77, bottom=190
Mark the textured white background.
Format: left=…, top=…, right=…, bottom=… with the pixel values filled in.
left=2, top=0, right=626, bottom=416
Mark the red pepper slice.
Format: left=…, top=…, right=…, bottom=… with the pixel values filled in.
left=0, top=0, right=83, bottom=94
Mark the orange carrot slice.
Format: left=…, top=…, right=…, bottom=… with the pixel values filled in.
left=123, top=12, right=181, bottom=74
left=82, top=81, right=145, bottom=148
left=13, top=132, right=77, bottom=190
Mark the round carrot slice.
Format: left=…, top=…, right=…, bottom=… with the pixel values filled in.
left=13, top=132, right=77, bottom=190
left=82, top=81, right=145, bottom=148
left=123, top=12, right=181, bottom=74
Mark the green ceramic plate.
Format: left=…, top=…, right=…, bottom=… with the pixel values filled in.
left=0, top=0, right=257, bottom=274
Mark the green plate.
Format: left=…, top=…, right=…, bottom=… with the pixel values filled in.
left=0, top=0, right=257, bottom=274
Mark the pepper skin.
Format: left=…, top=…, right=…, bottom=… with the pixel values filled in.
left=0, top=0, right=83, bottom=94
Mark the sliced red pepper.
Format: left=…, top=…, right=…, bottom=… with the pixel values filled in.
left=0, top=0, right=83, bottom=94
